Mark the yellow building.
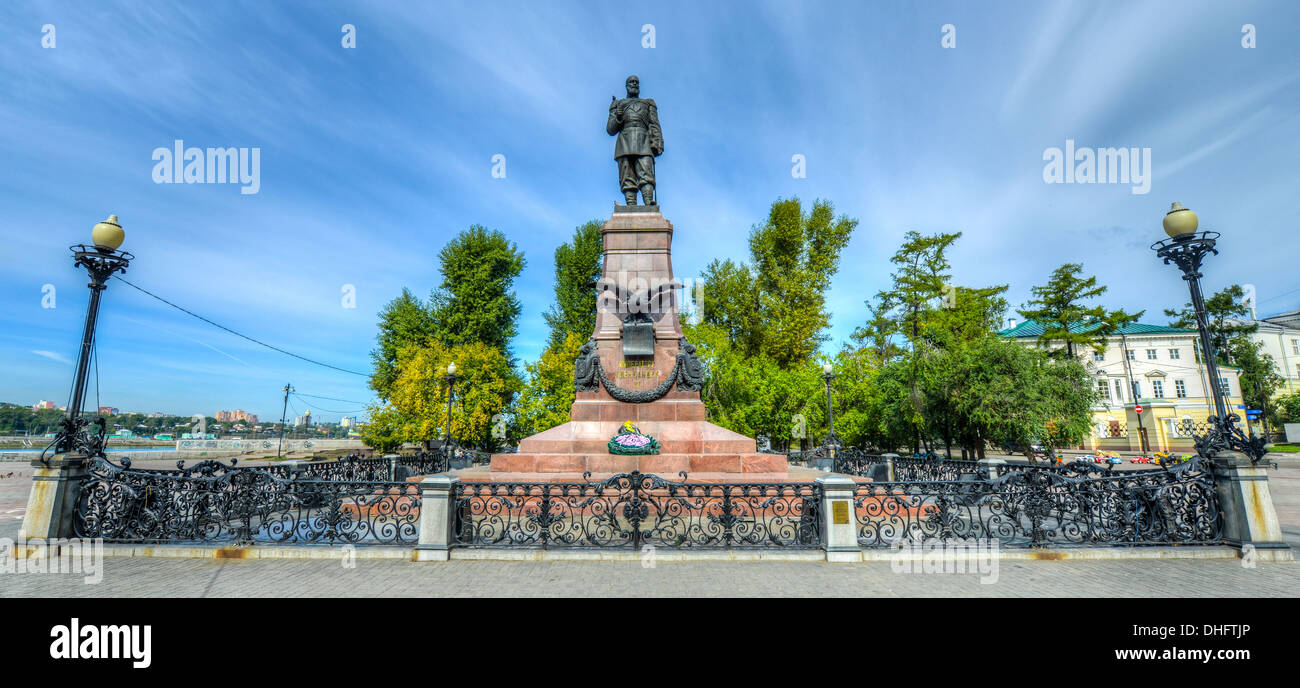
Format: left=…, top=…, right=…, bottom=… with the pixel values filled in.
left=1000, top=320, right=1244, bottom=453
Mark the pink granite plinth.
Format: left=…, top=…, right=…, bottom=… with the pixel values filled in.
left=492, top=208, right=787, bottom=482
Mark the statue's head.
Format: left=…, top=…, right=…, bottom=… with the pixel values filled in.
left=625, top=75, right=640, bottom=98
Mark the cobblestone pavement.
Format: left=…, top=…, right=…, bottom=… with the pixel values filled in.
left=1, top=463, right=1297, bottom=597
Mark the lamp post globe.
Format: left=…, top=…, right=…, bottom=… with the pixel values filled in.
left=1162, top=202, right=1199, bottom=240
left=92, top=214, right=125, bottom=252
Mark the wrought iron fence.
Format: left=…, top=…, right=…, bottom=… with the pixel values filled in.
left=829, top=450, right=984, bottom=482
left=73, top=456, right=421, bottom=545
left=262, top=451, right=447, bottom=481
left=453, top=471, right=822, bottom=550
left=850, top=457, right=1220, bottom=548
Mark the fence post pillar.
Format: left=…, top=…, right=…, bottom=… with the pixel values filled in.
left=881, top=453, right=897, bottom=482
left=979, top=458, right=1006, bottom=480
left=414, top=475, right=459, bottom=562
left=1212, top=454, right=1292, bottom=561
left=816, top=475, right=860, bottom=562
left=18, top=454, right=88, bottom=540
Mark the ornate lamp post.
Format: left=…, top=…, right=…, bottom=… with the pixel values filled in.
left=444, top=362, right=463, bottom=467
left=821, top=363, right=841, bottom=461
left=1151, top=202, right=1264, bottom=463
left=22, top=215, right=131, bottom=539
left=50, top=215, right=133, bottom=458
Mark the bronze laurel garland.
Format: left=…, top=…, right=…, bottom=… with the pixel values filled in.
left=574, top=337, right=706, bottom=403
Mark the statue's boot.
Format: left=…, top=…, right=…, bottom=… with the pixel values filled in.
left=624, top=190, right=637, bottom=205
left=640, top=185, right=655, bottom=205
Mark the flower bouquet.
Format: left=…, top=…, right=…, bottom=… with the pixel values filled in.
left=607, top=421, right=661, bottom=455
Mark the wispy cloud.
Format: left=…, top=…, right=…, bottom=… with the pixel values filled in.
left=31, top=350, right=72, bottom=365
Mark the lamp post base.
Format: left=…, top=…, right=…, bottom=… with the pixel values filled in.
left=18, top=453, right=90, bottom=540
left=1211, top=452, right=1293, bottom=561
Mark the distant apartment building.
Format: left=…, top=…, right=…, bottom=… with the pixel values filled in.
left=340, top=416, right=356, bottom=428
left=33, top=400, right=56, bottom=410
left=999, top=320, right=1245, bottom=453
left=215, top=409, right=259, bottom=424
left=1223, top=310, right=1300, bottom=397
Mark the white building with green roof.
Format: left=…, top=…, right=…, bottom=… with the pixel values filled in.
left=998, top=319, right=1244, bottom=453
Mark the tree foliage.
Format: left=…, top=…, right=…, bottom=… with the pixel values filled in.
left=1018, top=263, right=1141, bottom=359
left=686, top=198, right=855, bottom=446
left=363, top=340, right=521, bottom=450
left=428, top=225, right=526, bottom=357
left=514, top=331, right=586, bottom=438
left=542, top=220, right=603, bottom=351
left=1164, top=284, right=1257, bottom=365
left=696, top=198, right=855, bottom=367
left=370, top=288, right=436, bottom=401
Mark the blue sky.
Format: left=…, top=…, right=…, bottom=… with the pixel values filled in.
left=1, top=1, right=1298, bottom=422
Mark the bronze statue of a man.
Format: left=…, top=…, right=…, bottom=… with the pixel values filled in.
left=607, top=75, right=663, bottom=206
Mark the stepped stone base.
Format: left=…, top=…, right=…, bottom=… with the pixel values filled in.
left=491, top=400, right=788, bottom=478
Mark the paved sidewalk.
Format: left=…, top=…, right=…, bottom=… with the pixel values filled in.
left=3, top=464, right=1297, bottom=598
left=1, top=555, right=1296, bottom=597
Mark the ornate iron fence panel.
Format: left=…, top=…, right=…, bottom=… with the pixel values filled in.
left=73, top=456, right=421, bottom=545
left=830, top=451, right=984, bottom=482
left=851, top=458, right=1221, bottom=548
left=453, top=471, right=822, bottom=549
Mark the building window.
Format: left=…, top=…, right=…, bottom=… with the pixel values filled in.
left=1175, top=379, right=1187, bottom=398
left=1152, top=380, right=1164, bottom=398
left=1293, top=339, right=1299, bottom=355
left=1093, top=352, right=1104, bottom=362
left=1131, top=380, right=1141, bottom=399
left=1097, top=379, right=1110, bottom=400
left=1113, top=379, right=1124, bottom=401
left=1146, top=349, right=1158, bottom=360
left=1126, top=349, right=1136, bottom=361
left=1169, top=348, right=1180, bottom=360
left=1219, top=376, right=1230, bottom=394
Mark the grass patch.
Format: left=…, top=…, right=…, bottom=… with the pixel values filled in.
left=1269, top=444, right=1300, bottom=453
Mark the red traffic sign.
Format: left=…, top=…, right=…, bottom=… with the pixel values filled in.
left=1134, top=404, right=1143, bottom=414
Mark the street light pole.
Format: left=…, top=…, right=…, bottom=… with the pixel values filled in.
left=1152, top=202, right=1265, bottom=464
left=821, top=363, right=841, bottom=461
left=24, top=215, right=130, bottom=540
left=49, top=216, right=132, bottom=459
left=277, top=382, right=293, bottom=458
left=444, top=362, right=460, bottom=465
left=1152, top=203, right=1228, bottom=420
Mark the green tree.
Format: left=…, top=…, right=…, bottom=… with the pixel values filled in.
left=1164, top=284, right=1257, bottom=366
left=369, top=288, right=436, bottom=401
left=514, top=331, right=586, bottom=437
left=429, top=225, right=526, bottom=356
left=685, top=198, right=854, bottom=443
left=876, top=231, right=960, bottom=349
left=363, top=339, right=521, bottom=451
left=1271, top=393, right=1300, bottom=427
left=542, top=220, right=603, bottom=350
left=1227, top=337, right=1283, bottom=432
left=1018, top=263, right=1142, bottom=359
left=696, top=198, right=855, bottom=367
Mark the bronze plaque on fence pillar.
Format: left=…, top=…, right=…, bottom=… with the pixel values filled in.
left=832, top=501, right=849, bottom=525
